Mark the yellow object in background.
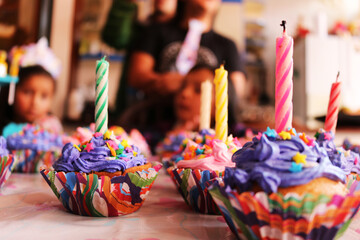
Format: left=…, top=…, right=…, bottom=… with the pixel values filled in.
left=0, top=51, right=8, bottom=77
left=9, top=50, right=22, bottom=77
left=213, top=64, right=228, bottom=142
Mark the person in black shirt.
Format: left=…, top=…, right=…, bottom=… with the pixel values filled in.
left=121, top=0, right=246, bottom=150
left=128, top=0, right=246, bottom=99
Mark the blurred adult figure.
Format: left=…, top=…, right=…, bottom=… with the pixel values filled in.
left=113, top=0, right=178, bottom=116
left=128, top=0, right=246, bottom=100
left=147, top=0, right=178, bottom=24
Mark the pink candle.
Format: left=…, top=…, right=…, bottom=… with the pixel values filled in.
left=275, top=21, right=293, bottom=132
left=324, top=73, right=342, bottom=133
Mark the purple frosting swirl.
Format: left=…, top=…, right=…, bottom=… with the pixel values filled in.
left=53, top=134, right=147, bottom=173
left=0, top=136, right=9, bottom=157
left=226, top=131, right=346, bottom=193
left=316, top=131, right=360, bottom=174
left=6, top=124, right=63, bottom=151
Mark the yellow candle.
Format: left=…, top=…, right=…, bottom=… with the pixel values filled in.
left=9, top=51, right=22, bottom=77
left=199, top=80, right=212, bottom=130
left=213, top=64, right=228, bottom=142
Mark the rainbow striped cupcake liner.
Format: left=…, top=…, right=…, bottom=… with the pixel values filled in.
left=161, top=155, right=175, bottom=174
left=168, top=167, right=221, bottom=215
left=208, top=180, right=360, bottom=240
left=0, top=155, right=15, bottom=189
left=346, top=173, right=360, bottom=193
left=11, top=149, right=60, bottom=173
left=40, top=162, right=162, bottom=217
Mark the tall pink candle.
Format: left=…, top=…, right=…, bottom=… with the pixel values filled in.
left=324, top=73, right=341, bottom=133
left=275, top=21, right=293, bottom=132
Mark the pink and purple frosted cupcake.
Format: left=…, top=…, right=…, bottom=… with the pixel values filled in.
left=168, top=133, right=241, bottom=214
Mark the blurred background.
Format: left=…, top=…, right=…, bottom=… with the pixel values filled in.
left=2, top=0, right=360, bottom=131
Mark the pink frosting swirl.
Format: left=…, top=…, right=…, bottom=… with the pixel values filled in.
left=176, top=139, right=237, bottom=172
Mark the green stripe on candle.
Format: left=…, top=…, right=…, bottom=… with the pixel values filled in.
left=95, top=82, right=107, bottom=105
left=96, top=67, right=108, bottom=85
left=96, top=115, right=107, bottom=132
left=95, top=56, right=109, bottom=133
left=95, top=100, right=107, bottom=120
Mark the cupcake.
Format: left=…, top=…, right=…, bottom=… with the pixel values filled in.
left=66, top=124, right=152, bottom=158
left=41, top=130, right=162, bottom=217
left=315, top=130, right=360, bottom=193
left=5, top=124, right=62, bottom=173
left=209, top=128, right=360, bottom=240
left=168, top=134, right=241, bottom=214
left=110, top=126, right=152, bottom=158
left=0, top=136, right=15, bottom=189
left=156, top=130, right=194, bottom=169
left=158, top=129, right=216, bottom=171
left=65, top=124, right=95, bottom=146
left=315, top=130, right=360, bottom=175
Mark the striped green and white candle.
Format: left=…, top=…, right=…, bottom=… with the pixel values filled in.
left=95, top=56, right=109, bottom=133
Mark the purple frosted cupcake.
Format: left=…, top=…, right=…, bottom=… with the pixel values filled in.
left=41, top=130, right=162, bottom=217
left=5, top=124, right=62, bottom=172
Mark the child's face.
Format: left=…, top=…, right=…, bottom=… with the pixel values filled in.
left=175, top=68, right=214, bottom=123
left=14, top=74, right=55, bottom=123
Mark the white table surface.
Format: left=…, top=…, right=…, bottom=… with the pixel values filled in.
left=0, top=170, right=359, bottom=240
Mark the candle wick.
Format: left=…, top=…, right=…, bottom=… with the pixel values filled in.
left=280, top=20, right=286, bottom=33
left=336, top=71, right=340, bottom=82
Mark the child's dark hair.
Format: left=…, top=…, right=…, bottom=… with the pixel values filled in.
left=18, top=65, right=56, bottom=89
left=188, top=63, right=216, bottom=74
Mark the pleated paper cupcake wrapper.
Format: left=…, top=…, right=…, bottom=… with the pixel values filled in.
left=40, top=162, right=162, bottom=217
left=11, top=149, right=60, bottom=173
left=0, top=155, right=15, bottom=189
left=208, top=180, right=360, bottom=240
left=161, top=156, right=174, bottom=174
left=346, top=173, right=360, bottom=193
left=167, top=167, right=221, bottom=215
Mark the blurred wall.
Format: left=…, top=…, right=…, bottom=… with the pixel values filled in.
left=214, top=2, right=245, bottom=51
left=263, top=0, right=360, bottom=99
left=50, top=0, right=75, bottom=118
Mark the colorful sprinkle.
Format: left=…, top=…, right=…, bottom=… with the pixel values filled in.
left=116, top=148, right=123, bottom=155
left=292, top=152, right=307, bottom=165
left=306, top=137, right=315, bottom=147
left=263, top=127, right=277, bottom=139
left=289, top=162, right=303, bottom=172
left=83, top=142, right=94, bottom=152
left=324, top=132, right=332, bottom=140
left=278, top=131, right=291, bottom=140
left=299, top=133, right=309, bottom=144
left=195, top=148, right=204, bottom=155
left=103, top=130, right=112, bottom=139
left=121, top=140, right=129, bottom=148
left=107, top=140, right=119, bottom=150
left=73, top=144, right=81, bottom=151
left=287, top=127, right=297, bottom=136
left=106, top=142, right=117, bottom=157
